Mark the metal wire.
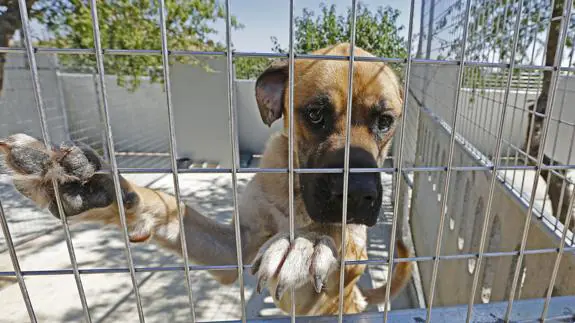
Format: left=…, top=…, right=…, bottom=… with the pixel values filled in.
left=383, top=0, right=417, bottom=321
left=16, top=0, right=92, bottom=321
left=87, top=0, right=146, bottom=320
left=540, top=185, right=575, bottom=321
left=465, top=1, right=524, bottom=320
left=0, top=45, right=571, bottom=70
left=224, top=1, right=247, bottom=322
left=0, top=201, right=37, bottom=322
left=424, top=0, right=473, bottom=321
left=94, top=163, right=575, bottom=175
left=2, top=244, right=574, bottom=278
left=287, top=0, right=297, bottom=321
left=337, top=1, right=357, bottom=321
left=504, top=0, right=573, bottom=320
left=3, top=0, right=575, bottom=321
left=156, top=0, right=197, bottom=320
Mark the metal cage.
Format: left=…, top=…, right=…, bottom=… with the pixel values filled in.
left=1, top=0, right=575, bottom=322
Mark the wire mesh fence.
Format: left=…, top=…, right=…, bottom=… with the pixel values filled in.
left=1, top=0, right=575, bottom=322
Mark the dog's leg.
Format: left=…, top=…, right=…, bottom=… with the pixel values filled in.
left=0, top=133, right=262, bottom=284
left=360, top=239, right=413, bottom=305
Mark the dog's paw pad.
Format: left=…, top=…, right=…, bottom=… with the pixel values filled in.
left=0, top=134, right=50, bottom=175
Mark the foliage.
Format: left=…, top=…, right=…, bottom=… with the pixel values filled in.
left=436, top=0, right=574, bottom=63
left=234, top=1, right=408, bottom=80
left=3, top=0, right=408, bottom=85
left=435, top=0, right=575, bottom=90
left=234, top=56, right=272, bottom=80
left=36, top=0, right=242, bottom=91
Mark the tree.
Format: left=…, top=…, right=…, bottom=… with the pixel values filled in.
left=436, top=0, right=575, bottom=227
left=234, top=1, right=408, bottom=80
left=0, top=0, right=242, bottom=93
left=0, top=0, right=37, bottom=96
left=234, top=56, right=271, bottom=80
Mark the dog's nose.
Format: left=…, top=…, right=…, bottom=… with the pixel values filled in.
left=329, top=173, right=379, bottom=205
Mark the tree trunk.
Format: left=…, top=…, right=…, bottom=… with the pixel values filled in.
left=524, top=0, right=573, bottom=229
left=0, top=29, right=14, bottom=98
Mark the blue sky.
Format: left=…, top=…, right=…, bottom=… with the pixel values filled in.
left=23, top=0, right=421, bottom=53
left=220, top=0, right=420, bottom=52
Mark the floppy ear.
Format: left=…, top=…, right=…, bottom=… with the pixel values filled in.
left=255, top=60, right=289, bottom=127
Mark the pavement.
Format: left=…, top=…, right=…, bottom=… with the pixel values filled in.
left=0, top=171, right=411, bottom=323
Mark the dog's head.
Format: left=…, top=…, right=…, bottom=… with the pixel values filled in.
left=255, top=43, right=403, bottom=227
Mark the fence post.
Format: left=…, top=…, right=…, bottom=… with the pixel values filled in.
left=51, top=54, right=72, bottom=142
left=422, top=0, right=434, bottom=109
left=425, top=0, right=434, bottom=60
left=416, top=0, right=426, bottom=59
left=92, top=68, right=109, bottom=161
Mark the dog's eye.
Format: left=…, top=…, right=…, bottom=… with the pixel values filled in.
left=307, top=109, right=324, bottom=125
left=377, top=114, right=394, bottom=132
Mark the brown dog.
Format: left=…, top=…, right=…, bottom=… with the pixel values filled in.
left=0, top=43, right=412, bottom=316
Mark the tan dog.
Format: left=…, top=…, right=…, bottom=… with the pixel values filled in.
left=0, top=43, right=412, bottom=316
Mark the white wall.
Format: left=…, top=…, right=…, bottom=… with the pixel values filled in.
left=2, top=55, right=574, bottom=169
left=1, top=55, right=279, bottom=169
left=0, top=53, right=69, bottom=144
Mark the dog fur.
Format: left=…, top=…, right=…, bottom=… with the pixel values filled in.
left=0, top=43, right=412, bottom=316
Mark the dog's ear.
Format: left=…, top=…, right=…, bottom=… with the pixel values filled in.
left=255, top=60, right=289, bottom=127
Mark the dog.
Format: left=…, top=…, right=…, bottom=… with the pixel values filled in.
left=0, top=43, right=412, bottom=316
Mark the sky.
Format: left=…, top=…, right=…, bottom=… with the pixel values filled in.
left=18, top=0, right=565, bottom=66
left=218, top=0, right=421, bottom=52
left=20, top=0, right=423, bottom=55
left=20, top=1, right=421, bottom=53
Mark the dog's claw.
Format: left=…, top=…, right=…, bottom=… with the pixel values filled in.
left=275, top=284, right=286, bottom=301
left=251, top=256, right=262, bottom=276
left=256, top=275, right=266, bottom=294
left=251, top=232, right=338, bottom=301
left=313, top=274, right=323, bottom=293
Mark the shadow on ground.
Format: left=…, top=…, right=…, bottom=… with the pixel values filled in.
left=0, top=172, right=398, bottom=322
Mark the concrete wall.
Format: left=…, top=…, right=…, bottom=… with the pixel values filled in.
left=401, top=65, right=575, bottom=307
left=407, top=65, right=540, bottom=162
left=545, top=75, right=575, bottom=164
left=3, top=55, right=572, bottom=168
left=1, top=54, right=278, bottom=169
left=0, top=53, right=69, bottom=144
left=407, top=110, right=575, bottom=306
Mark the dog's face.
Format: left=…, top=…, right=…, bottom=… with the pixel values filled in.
left=255, top=43, right=403, bottom=227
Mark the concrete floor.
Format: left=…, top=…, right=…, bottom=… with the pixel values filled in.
left=0, top=172, right=411, bottom=323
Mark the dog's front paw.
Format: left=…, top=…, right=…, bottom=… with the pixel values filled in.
left=0, top=133, right=138, bottom=218
left=250, top=232, right=339, bottom=301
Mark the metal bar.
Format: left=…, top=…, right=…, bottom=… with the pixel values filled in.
left=540, top=185, right=575, bottom=320
left=383, top=0, right=416, bottom=321
left=0, top=45, right=569, bottom=70
left=504, top=0, right=573, bottom=320
left=156, top=0, right=197, bottom=321
left=465, top=1, right=524, bottom=320
left=416, top=0, right=426, bottom=58
left=425, top=0, right=435, bottom=59
left=287, top=0, right=297, bottom=321
left=337, top=0, right=358, bottom=321
left=0, top=201, right=37, bottom=322
left=2, top=243, right=573, bottom=278
left=98, top=163, right=575, bottom=175
left=223, top=1, right=247, bottom=322
left=425, top=0, right=473, bottom=321
left=519, top=9, right=552, bottom=200
left=86, top=0, right=146, bottom=321
left=16, top=0, right=92, bottom=321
